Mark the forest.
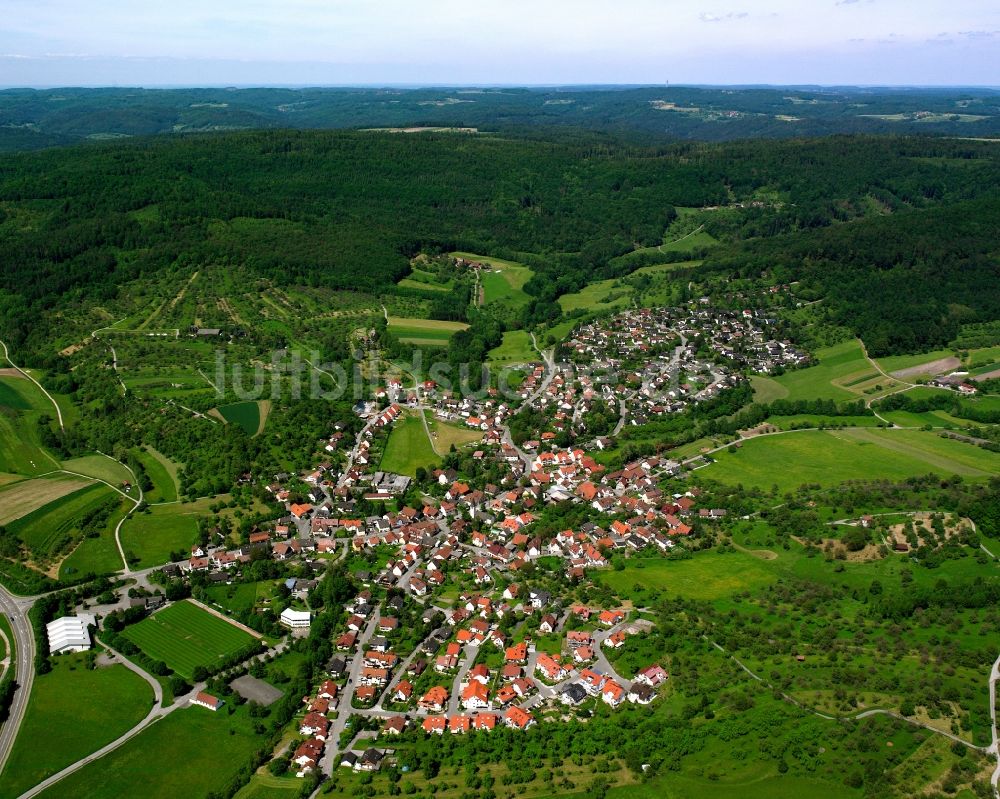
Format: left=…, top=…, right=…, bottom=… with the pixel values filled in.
left=1, top=85, right=999, bottom=151
left=1, top=130, right=997, bottom=361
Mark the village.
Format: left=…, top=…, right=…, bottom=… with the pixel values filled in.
left=42, top=302, right=802, bottom=782
left=140, top=302, right=793, bottom=779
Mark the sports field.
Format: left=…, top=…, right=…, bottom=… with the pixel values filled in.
left=122, top=599, right=257, bottom=678
left=702, top=428, right=999, bottom=492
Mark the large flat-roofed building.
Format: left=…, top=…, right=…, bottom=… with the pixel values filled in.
left=46, top=613, right=96, bottom=654
left=280, top=608, right=312, bottom=629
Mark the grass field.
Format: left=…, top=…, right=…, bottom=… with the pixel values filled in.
left=215, top=400, right=262, bottom=436
left=0, top=378, right=61, bottom=476
left=0, top=653, right=154, bottom=799
left=702, top=428, right=999, bottom=492
left=205, top=580, right=280, bottom=615
left=771, top=339, right=906, bottom=402
left=558, top=278, right=633, bottom=314
left=488, top=330, right=538, bottom=364
left=58, top=498, right=130, bottom=579
left=426, top=412, right=483, bottom=453
left=122, top=600, right=256, bottom=678
left=379, top=412, right=439, bottom=476
left=61, top=454, right=134, bottom=487
left=597, top=550, right=776, bottom=601
left=135, top=447, right=179, bottom=503
left=35, top=705, right=264, bottom=799
left=233, top=774, right=302, bottom=799
left=7, top=482, right=118, bottom=560
left=0, top=474, right=93, bottom=526
left=451, top=251, right=534, bottom=307
left=119, top=500, right=206, bottom=567
left=749, top=374, right=790, bottom=403
left=387, top=316, right=468, bottom=346
left=874, top=348, right=957, bottom=375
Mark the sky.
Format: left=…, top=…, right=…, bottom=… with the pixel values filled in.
left=0, top=0, right=997, bottom=87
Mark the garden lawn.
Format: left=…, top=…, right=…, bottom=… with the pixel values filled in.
left=0, top=653, right=153, bottom=799
left=34, top=705, right=264, bottom=799
left=379, top=413, right=439, bottom=476
left=701, top=428, right=999, bottom=492
left=121, top=599, right=256, bottom=678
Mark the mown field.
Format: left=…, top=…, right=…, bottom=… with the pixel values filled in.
left=488, top=330, right=538, bottom=365
left=387, top=316, right=468, bottom=346
left=34, top=705, right=264, bottom=799
left=558, top=278, right=633, bottom=314
left=233, top=774, right=302, bottom=799
left=451, top=251, right=534, bottom=308
left=122, top=600, right=257, bottom=678
left=0, top=375, right=60, bottom=476
left=0, top=474, right=93, bottom=526
left=57, top=498, right=130, bottom=579
left=764, top=339, right=899, bottom=402
left=0, top=653, right=154, bottom=799
left=61, top=454, right=133, bottom=487
left=214, top=400, right=262, bottom=436
left=702, top=428, right=999, bottom=492
left=119, top=500, right=206, bottom=567
left=6, top=482, right=118, bottom=560
left=597, top=549, right=777, bottom=601
left=379, top=412, right=439, bottom=476
left=426, top=412, right=483, bottom=452
left=134, top=447, right=179, bottom=503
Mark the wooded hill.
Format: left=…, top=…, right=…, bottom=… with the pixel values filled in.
left=0, top=130, right=997, bottom=358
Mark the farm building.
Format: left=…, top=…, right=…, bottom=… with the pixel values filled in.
left=46, top=613, right=95, bottom=654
